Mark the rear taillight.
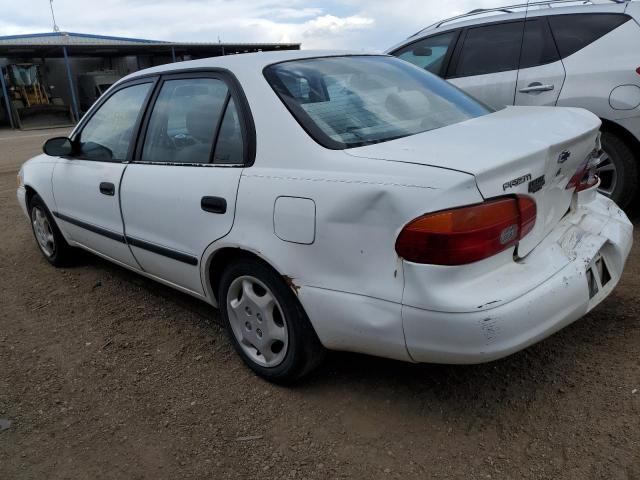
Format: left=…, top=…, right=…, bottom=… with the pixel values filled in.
left=395, top=195, right=537, bottom=265
left=636, top=66, right=640, bottom=75
left=566, top=147, right=600, bottom=192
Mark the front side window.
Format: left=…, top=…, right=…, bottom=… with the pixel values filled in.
left=78, top=82, right=151, bottom=161
left=265, top=56, right=489, bottom=149
left=454, top=22, right=524, bottom=77
left=548, top=13, right=630, bottom=59
left=141, top=78, right=232, bottom=164
left=393, top=31, right=458, bottom=75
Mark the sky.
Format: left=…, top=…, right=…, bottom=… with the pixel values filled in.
left=0, top=0, right=510, bottom=51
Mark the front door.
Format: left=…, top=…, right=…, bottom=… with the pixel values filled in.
left=52, top=80, right=154, bottom=268
left=120, top=74, right=248, bottom=295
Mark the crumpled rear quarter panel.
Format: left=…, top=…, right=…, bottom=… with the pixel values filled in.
left=219, top=154, right=481, bottom=360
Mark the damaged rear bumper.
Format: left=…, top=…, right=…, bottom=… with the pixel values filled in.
left=402, top=189, right=633, bottom=364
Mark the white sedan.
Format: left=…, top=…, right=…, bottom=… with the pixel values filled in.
left=17, top=51, right=633, bottom=383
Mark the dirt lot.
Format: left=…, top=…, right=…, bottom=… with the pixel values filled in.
left=1, top=128, right=639, bottom=480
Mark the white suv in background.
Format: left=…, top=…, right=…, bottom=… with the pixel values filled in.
left=388, top=0, right=640, bottom=209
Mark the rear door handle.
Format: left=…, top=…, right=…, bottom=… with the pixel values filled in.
left=519, top=82, right=554, bottom=94
left=99, top=182, right=115, bottom=196
left=201, top=196, right=227, bottom=214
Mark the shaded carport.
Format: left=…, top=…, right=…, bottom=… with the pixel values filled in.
left=0, top=32, right=300, bottom=129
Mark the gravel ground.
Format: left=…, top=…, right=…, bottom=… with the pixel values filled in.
left=0, top=128, right=639, bottom=479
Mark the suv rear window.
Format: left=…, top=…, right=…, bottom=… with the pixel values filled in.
left=520, top=18, right=560, bottom=69
left=264, top=56, right=489, bottom=149
left=454, top=21, right=523, bottom=77
left=548, top=13, right=630, bottom=58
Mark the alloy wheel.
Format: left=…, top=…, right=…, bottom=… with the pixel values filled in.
left=595, top=149, right=618, bottom=197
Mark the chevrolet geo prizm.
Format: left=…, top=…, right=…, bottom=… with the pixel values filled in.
left=17, top=51, right=633, bottom=383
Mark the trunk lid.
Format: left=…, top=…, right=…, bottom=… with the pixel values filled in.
left=345, top=106, right=601, bottom=256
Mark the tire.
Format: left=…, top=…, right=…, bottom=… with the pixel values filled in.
left=28, top=194, right=75, bottom=267
left=218, top=258, right=325, bottom=384
left=599, top=132, right=639, bottom=210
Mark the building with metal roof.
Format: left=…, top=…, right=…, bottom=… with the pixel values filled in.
left=0, top=32, right=300, bottom=129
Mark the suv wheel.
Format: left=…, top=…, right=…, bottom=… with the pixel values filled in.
left=597, top=132, right=638, bottom=209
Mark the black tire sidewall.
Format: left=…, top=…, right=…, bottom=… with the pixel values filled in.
left=218, top=259, right=319, bottom=383
left=601, top=132, right=638, bottom=209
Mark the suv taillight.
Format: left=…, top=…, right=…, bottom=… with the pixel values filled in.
left=566, top=147, right=601, bottom=192
left=395, top=196, right=536, bottom=265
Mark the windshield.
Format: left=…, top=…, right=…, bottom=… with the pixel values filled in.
left=264, top=55, right=490, bottom=149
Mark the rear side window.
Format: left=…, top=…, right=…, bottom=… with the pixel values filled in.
left=213, top=98, right=244, bottom=164
left=520, top=18, right=560, bottom=69
left=548, top=13, right=630, bottom=59
left=141, top=78, right=238, bottom=164
left=454, top=21, right=523, bottom=77
left=393, top=31, right=458, bottom=75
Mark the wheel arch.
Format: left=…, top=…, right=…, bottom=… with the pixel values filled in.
left=24, top=184, right=38, bottom=208
left=203, top=246, right=291, bottom=307
left=600, top=118, right=640, bottom=159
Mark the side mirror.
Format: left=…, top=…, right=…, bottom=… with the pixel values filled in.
left=43, top=137, right=73, bottom=157
left=412, top=46, right=433, bottom=57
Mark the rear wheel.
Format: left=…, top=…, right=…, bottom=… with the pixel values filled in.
left=218, top=258, right=325, bottom=383
left=597, top=132, right=638, bottom=209
left=29, top=194, right=74, bottom=267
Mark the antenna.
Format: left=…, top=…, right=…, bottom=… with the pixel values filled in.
left=49, top=0, right=60, bottom=32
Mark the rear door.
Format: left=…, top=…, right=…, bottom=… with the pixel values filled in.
left=52, top=78, right=155, bottom=268
left=119, top=72, right=252, bottom=296
left=446, top=21, right=524, bottom=110
left=514, top=17, right=566, bottom=106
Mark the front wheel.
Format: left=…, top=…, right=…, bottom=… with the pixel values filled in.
left=29, top=194, right=75, bottom=267
left=597, top=132, right=638, bottom=209
left=218, top=258, right=325, bottom=384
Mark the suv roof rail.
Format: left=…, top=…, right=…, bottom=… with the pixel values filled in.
left=409, top=0, right=630, bottom=38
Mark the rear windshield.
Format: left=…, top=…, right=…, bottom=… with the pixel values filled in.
left=264, top=55, right=489, bottom=149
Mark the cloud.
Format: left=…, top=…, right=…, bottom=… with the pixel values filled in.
left=270, top=7, right=324, bottom=20
left=0, top=0, right=512, bottom=50
left=303, top=14, right=375, bottom=36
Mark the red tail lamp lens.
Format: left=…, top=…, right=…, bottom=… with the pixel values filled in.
left=566, top=149, right=600, bottom=192
left=396, top=196, right=537, bottom=265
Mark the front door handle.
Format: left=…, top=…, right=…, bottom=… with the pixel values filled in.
left=99, top=182, right=115, bottom=196
left=201, top=196, right=227, bottom=214
left=519, top=82, right=554, bottom=94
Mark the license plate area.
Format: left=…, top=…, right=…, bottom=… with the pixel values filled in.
left=586, top=254, right=611, bottom=299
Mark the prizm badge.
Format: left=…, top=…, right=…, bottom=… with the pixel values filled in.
left=528, top=175, right=546, bottom=193
left=503, top=173, right=532, bottom=191
left=558, top=150, right=571, bottom=164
